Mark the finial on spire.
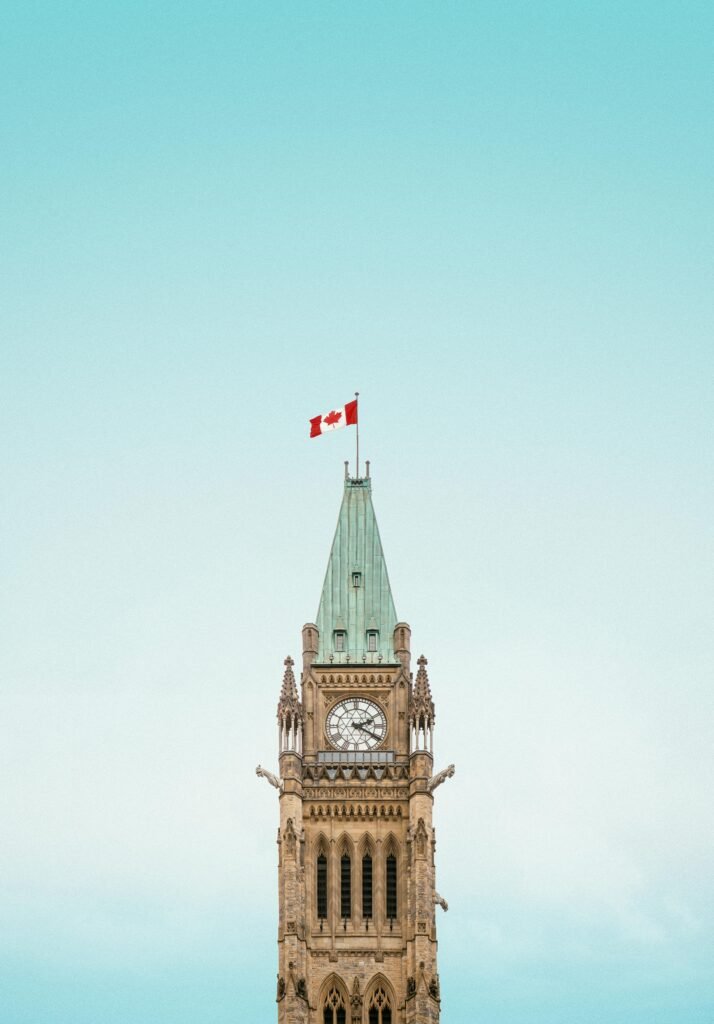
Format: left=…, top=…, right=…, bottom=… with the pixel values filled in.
left=414, top=655, right=432, bottom=701
left=278, top=655, right=300, bottom=710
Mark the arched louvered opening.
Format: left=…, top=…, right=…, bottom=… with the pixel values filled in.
left=323, top=985, right=347, bottom=1024
left=317, top=851, right=328, bottom=920
left=362, top=851, right=373, bottom=919
left=385, top=852, right=397, bottom=920
left=340, top=852, right=351, bottom=919
left=367, top=985, right=392, bottom=1024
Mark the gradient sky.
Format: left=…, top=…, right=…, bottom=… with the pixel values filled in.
left=1, top=3, right=713, bottom=1022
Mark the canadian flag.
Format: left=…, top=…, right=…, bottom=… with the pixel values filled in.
left=309, top=399, right=358, bottom=438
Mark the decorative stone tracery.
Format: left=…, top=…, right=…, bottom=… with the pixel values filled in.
left=367, top=982, right=393, bottom=1024
left=322, top=981, right=348, bottom=1024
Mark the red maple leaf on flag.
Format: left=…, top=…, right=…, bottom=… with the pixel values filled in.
left=323, top=410, right=343, bottom=426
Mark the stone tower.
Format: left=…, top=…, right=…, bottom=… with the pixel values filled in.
left=258, top=469, right=454, bottom=1024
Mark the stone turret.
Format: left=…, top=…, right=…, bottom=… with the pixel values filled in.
left=277, top=654, right=306, bottom=1024
left=394, top=621, right=411, bottom=672
left=301, top=623, right=318, bottom=673
left=408, top=655, right=439, bottom=1024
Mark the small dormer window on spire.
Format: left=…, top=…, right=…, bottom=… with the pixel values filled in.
left=334, top=630, right=346, bottom=652
left=367, top=630, right=378, bottom=652
left=352, top=572, right=362, bottom=588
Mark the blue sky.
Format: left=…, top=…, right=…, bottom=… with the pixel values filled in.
left=1, top=2, right=712, bottom=1022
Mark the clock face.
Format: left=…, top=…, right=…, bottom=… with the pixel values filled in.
left=326, top=698, right=387, bottom=751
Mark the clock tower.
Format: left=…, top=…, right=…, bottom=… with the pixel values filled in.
left=258, top=467, right=454, bottom=1024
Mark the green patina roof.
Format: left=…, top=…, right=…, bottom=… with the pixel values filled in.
left=315, top=476, right=398, bottom=664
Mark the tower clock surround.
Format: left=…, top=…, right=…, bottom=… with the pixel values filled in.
left=257, top=471, right=455, bottom=1024
left=325, top=697, right=388, bottom=751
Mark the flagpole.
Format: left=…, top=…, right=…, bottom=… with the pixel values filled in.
left=355, top=391, right=359, bottom=478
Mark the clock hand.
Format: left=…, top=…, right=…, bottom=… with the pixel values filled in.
left=356, top=722, right=382, bottom=741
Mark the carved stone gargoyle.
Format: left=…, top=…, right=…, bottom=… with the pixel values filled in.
left=256, top=764, right=283, bottom=792
left=434, top=891, right=448, bottom=912
left=427, top=763, right=455, bottom=793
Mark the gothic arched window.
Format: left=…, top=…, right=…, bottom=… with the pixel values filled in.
left=340, top=852, right=351, bottom=919
left=362, top=852, right=373, bottom=919
left=385, top=853, right=397, bottom=920
left=368, top=986, right=392, bottom=1024
left=323, top=985, right=346, bottom=1024
left=317, top=852, right=328, bottom=919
